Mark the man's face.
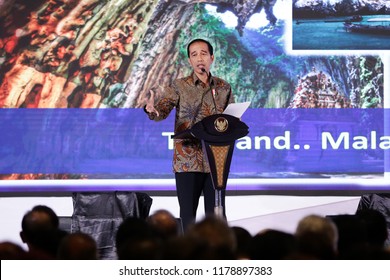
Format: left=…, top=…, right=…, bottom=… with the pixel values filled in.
left=187, top=41, right=214, bottom=75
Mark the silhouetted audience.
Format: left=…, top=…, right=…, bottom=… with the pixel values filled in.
left=5, top=204, right=390, bottom=260
left=0, top=241, right=29, bottom=259
left=329, top=214, right=367, bottom=259
left=162, top=235, right=211, bottom=259
left=231, top=226, right=252, bottom=259
left=57, top=232, right=98, bottom=260
left=115, top=216, right=162, bottom=260
left=185, top=215, right=237, bottom=259
left=295, top=214, right=338, bottom=259
left=331, top=211, right=390, bottom=259
left=20, top=205, right=68, bottom=259
left=250, top=229, right=297, bottom=260
left=147, top=209, right=180, bottom=240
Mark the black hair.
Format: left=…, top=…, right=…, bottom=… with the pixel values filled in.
left=21, top=205, right=59, bottom=232
left=187, top=38, right=214, bottom=58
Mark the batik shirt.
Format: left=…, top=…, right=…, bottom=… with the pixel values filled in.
left=146, top=72, right=235, bottom=173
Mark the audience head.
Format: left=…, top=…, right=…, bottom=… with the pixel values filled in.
left=115, top=216, right=161, bottom=260
left=295, top=214, right=338, bottom=259
left=231, top=226, right=252, bottom=259
left=0, top=241, right=28, bottom=259
left=21, top=205, right=59, bottom=239
left=186, top=215, right=236, bottom=259
left=57, top=232, right=98, bottom=260
left=147, top=209, right=179, bottom=239
left=328, top=214, right=365, bottom=258
left=250, top=229, right=297, bottom=260
left=20, top=205, right=66, bottom=259
left=162, top=235, right=210, bottom=259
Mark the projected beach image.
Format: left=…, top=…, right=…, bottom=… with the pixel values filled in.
left=293, top=0, right=390, bottom=50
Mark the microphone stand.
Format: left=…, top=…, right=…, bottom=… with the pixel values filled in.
left=201, top=68, right=224, bottom=219
left=201, top=68, right=217, bottom=113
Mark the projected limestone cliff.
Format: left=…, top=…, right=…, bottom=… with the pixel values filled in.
left=0, top=0, right=276, bottom=108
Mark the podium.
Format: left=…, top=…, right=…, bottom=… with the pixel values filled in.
left=173, top=113, right=249, bottom=217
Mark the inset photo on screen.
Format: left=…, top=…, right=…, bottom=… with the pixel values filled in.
left=292, top=0, right=390, bottom=51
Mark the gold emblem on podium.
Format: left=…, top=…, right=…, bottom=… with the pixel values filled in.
left=214, top=117, right=228, bottom=132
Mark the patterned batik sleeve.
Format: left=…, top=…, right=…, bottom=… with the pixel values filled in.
left=148, top=84, right=178, bottom=121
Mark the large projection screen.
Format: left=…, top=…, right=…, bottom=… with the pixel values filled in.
left=0, top=0, right=388, bottom=194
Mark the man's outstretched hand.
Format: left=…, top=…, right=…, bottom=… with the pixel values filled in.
left=141, top=90, right=159, bottom=117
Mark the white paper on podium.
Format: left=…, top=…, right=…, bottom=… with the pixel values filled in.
left=223, top=101, right=250, bottom=118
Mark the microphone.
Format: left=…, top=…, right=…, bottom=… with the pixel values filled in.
left=201, top=68, right=212, bottom=82
left=201, top=68, right=217, bottom=113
